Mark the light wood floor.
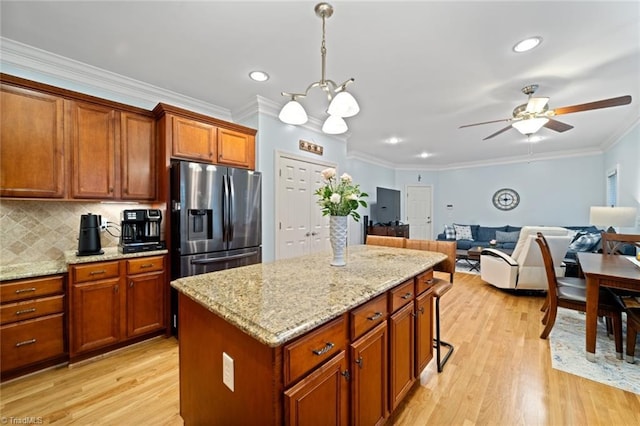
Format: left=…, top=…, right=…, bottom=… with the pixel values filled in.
left=2, top=272, right=639, bottom=425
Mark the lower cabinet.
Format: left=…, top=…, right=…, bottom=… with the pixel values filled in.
left=284, top=350, right=349, bottom=425
left=350, top=321, right=388, bottom=426
left=0, top=275, right=66, bottom=379
left=389, top=302, right=415, bottom=411
left=415, top=289, right=434, bottom=373
left=69, top=255, right=166, bottom=358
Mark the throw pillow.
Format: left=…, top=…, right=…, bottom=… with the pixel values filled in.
left=495, top=230, right=520, bottom=243
left=568, top=232, right=601, bottom=252
left=443, top=224, right=456, bottom=240
left=453, top=224, right=474, bottom=241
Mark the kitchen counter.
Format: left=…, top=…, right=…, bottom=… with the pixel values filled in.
left=0, top=247, right=169, bottom=281
left=171, top=244, right=446, bottom=347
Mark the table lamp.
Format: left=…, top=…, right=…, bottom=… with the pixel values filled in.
left=589, top=206, right=638, bottom=232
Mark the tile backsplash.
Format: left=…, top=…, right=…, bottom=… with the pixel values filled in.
left=0, top=200, right=157, bottom=265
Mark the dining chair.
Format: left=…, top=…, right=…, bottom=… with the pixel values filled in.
left=535, top=235, right=624, bottom=358
left=537, top=233, right=588, bottom=317
left=601, top=232, right=640, bottom=256
left=624, top=307, right=640, bottom=363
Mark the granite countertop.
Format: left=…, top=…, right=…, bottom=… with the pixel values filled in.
left=0, top=247, right=169, bottom=281
left=171, top=245, right=447, bottom=348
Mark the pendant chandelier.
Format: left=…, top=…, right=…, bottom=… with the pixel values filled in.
left=278, top=3, right=359, bottom=135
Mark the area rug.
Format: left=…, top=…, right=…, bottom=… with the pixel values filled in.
left=549, top=307, right=640, bottom=394
left=455, top=261, right=480, bottom=275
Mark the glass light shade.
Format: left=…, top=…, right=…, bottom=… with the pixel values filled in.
left=279, top=100, right=308, bottom=125
left=327, top=91, right=360, bottom=118
left=525, top=97, right=549, bottom=113
left=589, top=206, right=637, bottom=227
left=322, top=115, right=348, bottom=134
left=512, top=117, right=549, bottom=135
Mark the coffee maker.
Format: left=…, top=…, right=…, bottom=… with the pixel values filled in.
left=119, top=209, right=165, bottom=253
left=77, top=213, right=104, bottom=256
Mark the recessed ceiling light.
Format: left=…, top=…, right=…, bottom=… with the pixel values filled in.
left=420, top=152, right=429, bottom=159
left=528, top=135, right=543, bottom=143
left=388, top=137, right=400, bottom=144
left=513, top=36, right=542, bottom=53
left=249, top=71, right=269, bottom=82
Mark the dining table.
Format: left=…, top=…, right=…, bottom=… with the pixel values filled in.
left=577, top=252, right=640, bottom=361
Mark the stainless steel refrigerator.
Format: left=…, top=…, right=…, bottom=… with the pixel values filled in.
left=170, top=160, right=262, bottom=332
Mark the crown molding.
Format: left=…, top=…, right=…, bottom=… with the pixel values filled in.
left=0, top=37, right=232, bottom=120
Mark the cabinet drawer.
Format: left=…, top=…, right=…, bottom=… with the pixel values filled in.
left=126, top=256, right=165, bottom=275
left=283, top=314, right=348, bottom=386
left=350, top=293, right=388, bottom=340
left=389, top=279, right=414, bottom=312
left=1, top=295, right=64, bottom=324
left=1, top=313, right=64, bottom=372
left=415, top=269, right=434, bottom=295
left=1, top=275, right=64, bottom=303
left=72, top=261, right=120, bottom=283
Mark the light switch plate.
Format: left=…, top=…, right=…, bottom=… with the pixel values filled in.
left=222, top=352, right=234, bottom=392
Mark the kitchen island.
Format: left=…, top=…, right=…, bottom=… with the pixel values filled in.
left=171, top=244, right=447, bottom=425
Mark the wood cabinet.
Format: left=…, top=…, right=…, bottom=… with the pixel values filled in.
left=0, top=275, right=66, bottom=379
left=367, top=225, right=410, bottom=238
left=1, top=74, right=157, bottom=201
left=0, top=84, right=66, bottom=198
left=69, top=255, right=166, bottom=359
left=120, top=112, right=156, bottom=200
left=154, top=103, right=257, bottom=170
left=350, top=321, right=388, bottom=426
left=389, top=302, right=415, bottom=411
left=69, top=101, right=117, bottom=199
left=415, top=290, right=434, bottom=374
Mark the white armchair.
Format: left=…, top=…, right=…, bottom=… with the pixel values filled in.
left=480, top=226, right=573, bottom=290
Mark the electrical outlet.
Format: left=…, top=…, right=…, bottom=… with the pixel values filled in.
left=222, top=352, right=234, bottom=391
left=100, top=218, right=108, bottom=231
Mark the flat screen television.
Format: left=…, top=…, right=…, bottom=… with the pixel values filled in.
left=376, top=187, right=401, bottom=225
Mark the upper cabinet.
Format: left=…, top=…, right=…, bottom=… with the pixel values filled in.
left=0, top=74, right=157, bottom=201
left=154, top=103, right=257, bottom=170
left=0, top=84, right=66, bottom=198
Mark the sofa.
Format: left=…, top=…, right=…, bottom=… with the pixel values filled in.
left=437, top=224, right=603, bottom=260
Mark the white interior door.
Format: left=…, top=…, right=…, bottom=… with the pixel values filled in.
left=406, top=185, right=433, bottom=239
left=276, top=155, right=334, bottom=260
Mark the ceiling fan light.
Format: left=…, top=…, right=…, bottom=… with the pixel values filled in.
left=512, top=117, right=549, bottom=135
left=525, top=97, right=550, bottom=113
left=279, top=100, right=308, bottom=125
left=327, top=91, right=360, bottom=117
left=322, top=115, right=348, bottom=134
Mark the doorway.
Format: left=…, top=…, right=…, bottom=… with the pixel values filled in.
left=406, top=185, right=433, bottom=239
left=276, top=153, right=336, bottom=260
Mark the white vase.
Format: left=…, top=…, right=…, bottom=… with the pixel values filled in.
left=330, top=215, right=348, bottom=266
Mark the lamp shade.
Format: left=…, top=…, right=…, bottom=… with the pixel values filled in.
left=512, top=117, right=549, bottom=135
left=279, top=100, right=308, bottom=125
left=322, top=115, right=348, bottom=134
left=589, top=206, right=637, bottom=227
left=327, top=91, right=360, bottom=118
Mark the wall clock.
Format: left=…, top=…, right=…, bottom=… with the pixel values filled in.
left=492, top=188, right=520, bottom=211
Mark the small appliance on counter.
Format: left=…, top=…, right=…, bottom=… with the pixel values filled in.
left=118, top=209, right=166, bottom=253
left=77, top=213, right=104, bottom=256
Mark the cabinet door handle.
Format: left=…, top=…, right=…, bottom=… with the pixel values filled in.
left=427, top=279, right=434, bottom=285
left=15, top=338, right=37, bottom=347
left=311, top=342, right=335, bottom=356
left=419, top=306, right=425, bottom=315
left=114, top=285, right=119, bottom=293
left=16, top=308, right=37, bottom=315
left=90, top=270, right=106, bottom=275
left=355, top=356, right=363, bottom=368
left=341, top=370, right=350, bottom=381
left=129, top=281, right=134, bottom=288
left=367, top=312, right=383, bottom=321
left=15, top=287, right=36, bottom=294
left=401, top=292, right=413, bottom=300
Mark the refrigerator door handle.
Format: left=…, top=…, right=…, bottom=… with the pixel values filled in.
left=190, top=251, right=260, bottom=264
left=222, top=174, right=229, bottom=243
left=228, top=173, right=235, bottom=242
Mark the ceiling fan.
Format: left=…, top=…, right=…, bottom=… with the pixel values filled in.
left=459, top=84, right=632, bottom=140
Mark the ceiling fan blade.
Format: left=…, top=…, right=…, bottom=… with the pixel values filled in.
left=459, top=118, right=511, bottom=128
left=552, top=95, right=632, bottom=116
left=526, top=97, right=549, bottom=113
left=544, top=119, right=574, bottom=133
left=482, top=125, right=513, bottom=140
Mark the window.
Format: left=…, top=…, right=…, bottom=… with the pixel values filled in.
left=606, top=167, right=619, bottom=207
